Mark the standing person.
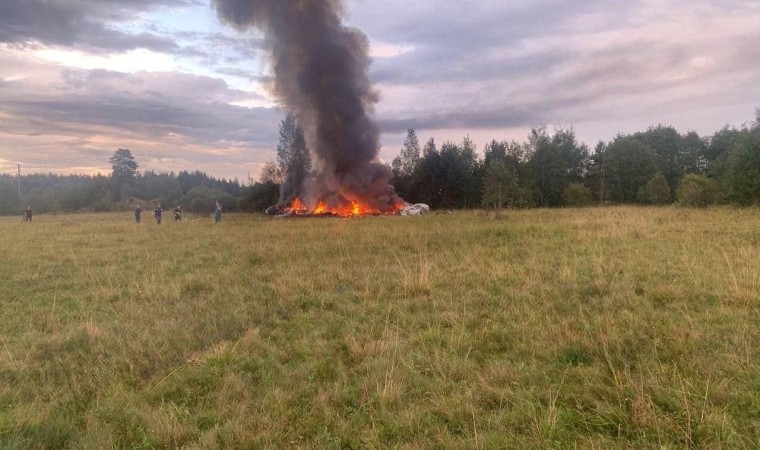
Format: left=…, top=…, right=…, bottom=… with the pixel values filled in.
left=134, top=205, right=142, bottom=223
left=173, top=206, right=182, bottom=222
left=214, top=201, right=223, bottom=223
left=154, top=204, right=163, bottom=225
left=24, top=206, right=32, bottom=222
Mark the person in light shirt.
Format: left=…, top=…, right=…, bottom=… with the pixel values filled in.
left=214, top=201, right=223, bottom=223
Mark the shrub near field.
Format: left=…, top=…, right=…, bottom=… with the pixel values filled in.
left=1, top=208, right=759, bottom=448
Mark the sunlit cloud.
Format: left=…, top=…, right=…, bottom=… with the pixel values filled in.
left=34, top=47, right=179, bottom=73
left=370, top=42, right=415, bottom=58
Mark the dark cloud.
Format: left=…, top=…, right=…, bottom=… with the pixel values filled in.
left=0, top=0, right=194, bottom=52
left=0, top=67, right=278, bottom=148
left=216, top=67, right=273, bottom=83
left=171, top=32, right=267, bottom=66
left=58, top=69, right=265, bottom=103
left=359, top=0, right=760, bottom=137
left=370, top=47, right=570, bottom=86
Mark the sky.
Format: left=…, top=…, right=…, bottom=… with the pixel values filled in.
left=1, top=0, right=758, bottom=181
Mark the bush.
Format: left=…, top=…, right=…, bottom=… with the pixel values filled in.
left=638, top=173, right=672, bottom=204
left=93, top=191, right=114, bottom=212
left=563, top=183, right=592, bottom=206
left=676, top=174, right=720, bottom=207
left=241, top=182, right=280, bottom=212
left=181, top=186, right=235, bottom=213
left=724, top=128, right=760, bottom=205
left=481, top=160, right=519, bottom=216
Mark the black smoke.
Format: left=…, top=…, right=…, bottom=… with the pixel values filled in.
left=213, top=0, right=403, bottom=211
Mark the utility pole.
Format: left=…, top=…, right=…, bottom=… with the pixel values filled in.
left=599, top=154, right=604, bottom=205
left=17, top=163, right=21, bottom=199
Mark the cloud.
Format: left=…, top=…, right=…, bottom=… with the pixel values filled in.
left=0, top=49, right=281, bottom=178
left=0, top=0, right=196, bottom=53
left=354, top=0, right=760, bottom=141
left=1, top=0, right=759, bottom=179
left=0, top=0, right=266, bottom=77
left=0, top=64, right=276, bottom=144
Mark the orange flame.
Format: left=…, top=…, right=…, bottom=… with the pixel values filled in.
left=291, top=198, right=306, bottom=211
left=286, top=198, right=402, bottom=217
left=313, top=201, right=328, bottom=215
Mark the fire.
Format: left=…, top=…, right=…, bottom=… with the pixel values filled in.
left=282, top=198, right=403, bottom=217
left=291, top=198, right=306, bottom=211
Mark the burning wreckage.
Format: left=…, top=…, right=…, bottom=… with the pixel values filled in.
left=213, top=0, right=425, bottom=217
left=266, top=199, right=429, bottom=217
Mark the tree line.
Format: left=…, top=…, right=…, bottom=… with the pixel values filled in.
left=0, top=149, right=243, bottom=216
left=3, top=109, right=758, bottom=216
left=393, top=109, right=760, bottom=211
left=246, top=109, right=759, bottom=212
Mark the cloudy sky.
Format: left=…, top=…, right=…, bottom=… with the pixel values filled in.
left=1, top=0, right=758, bottom=181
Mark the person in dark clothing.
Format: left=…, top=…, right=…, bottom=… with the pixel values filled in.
left=173, top=206, right=182, bottom=221
left=24, top=206, right=32, bottom=222
left=134, top=205, right=142, bottom=223
left=154, top=204, right=162, bottom=225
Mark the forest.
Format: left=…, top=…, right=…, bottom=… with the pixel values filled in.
left=252, top=109, right=760, bottom=211
left=2, top=109, right=758, bottom=216
left=0, top=164, right=242, bottom=216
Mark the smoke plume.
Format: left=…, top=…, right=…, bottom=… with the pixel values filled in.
left=213, top=0, right=403, bottom=211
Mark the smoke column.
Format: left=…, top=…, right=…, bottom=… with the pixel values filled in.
left=213, top=0, right=403, bottom=211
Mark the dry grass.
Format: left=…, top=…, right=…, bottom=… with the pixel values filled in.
left=1, top=206, right=759, bottom=448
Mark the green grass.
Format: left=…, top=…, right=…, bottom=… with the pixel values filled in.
left=1, top=207, right=759, bottom=449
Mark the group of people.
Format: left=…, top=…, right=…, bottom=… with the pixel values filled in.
left=133, top=202, right=224, bottom=224
left=22, top=202, right=224, bottom=224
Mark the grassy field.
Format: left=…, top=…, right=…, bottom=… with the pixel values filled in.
left=1, top=207, right=759, bottom=449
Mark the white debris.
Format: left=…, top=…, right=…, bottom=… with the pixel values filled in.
left=400, top=203, right=430, bottom=216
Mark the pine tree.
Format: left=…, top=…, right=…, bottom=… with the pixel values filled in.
left=276, top=115, right=297, bottom=177
left=398, top=129, right=421, bottom=176
left=109, top=149, right=138, bottom=181
left=109, top=148, right=138, bottom=200
left=422, top=138, right=437, bottom=157
left=276, top=114, right=312, bottom=202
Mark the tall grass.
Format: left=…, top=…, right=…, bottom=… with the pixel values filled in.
left=0, top=207, right=759, bottom=448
